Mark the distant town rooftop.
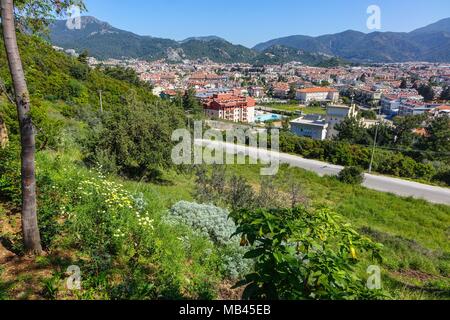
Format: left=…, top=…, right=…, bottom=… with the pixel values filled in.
left=297, top=87, right=338, bottom=93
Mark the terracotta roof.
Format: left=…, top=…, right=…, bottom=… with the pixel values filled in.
left=203, top=93, right=256, bottom=110
left=162, top=90, right=178, bottom=96
left=273, top=83, right=290, bottom=91
left=413, top=128, right=429, bottom=137
left=297, top=87, right=338, bottom=93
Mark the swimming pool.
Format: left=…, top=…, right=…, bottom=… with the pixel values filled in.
left=254, top=113, right=283, bottom=122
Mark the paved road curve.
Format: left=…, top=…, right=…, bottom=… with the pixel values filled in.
left=196, top=139, right=450, bottom=206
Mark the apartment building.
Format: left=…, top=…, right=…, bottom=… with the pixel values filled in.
left=272, top=83, right=290, bottom=99
left=203, top=93, right=256, bottom=123
left=248, top=86, right=265, bottom=98
left=296, top=87, right=339, bottom=104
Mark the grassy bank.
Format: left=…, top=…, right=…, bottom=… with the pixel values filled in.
left=222, top=163, right=450, bottom=299
left=111, top=161, right=450, bottom=299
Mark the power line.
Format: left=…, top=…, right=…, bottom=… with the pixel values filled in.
left=369, top=106, right=383, bottom=173
left=98, top=90, right=103, bottom=113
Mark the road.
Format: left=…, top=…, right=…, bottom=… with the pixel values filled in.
left=195, top=139, right=450, bottom=206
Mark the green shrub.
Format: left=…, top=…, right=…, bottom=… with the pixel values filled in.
left=34, top=155, right=84, bottom=248
left=108, top=269, right=156, bottom=300
left=232, top=207, right=386, bottom=300
left=434, top=169, right=450, bottom=186
left=30, top=100, right=64, bottom=151
left=167, top=201, right=236, bottom=246
left=338, top=166, right=365, bottom=185
left=0, top=142, right=21, bottom=206
left=84, top=98, right=185, bottom=181
left=279, top=132, right=449, bottom=186
left=166, top=201, right=252, bottom=279
left=69, top=64, right=89, bottom=81
left=413, top=162, right=436, bottom=181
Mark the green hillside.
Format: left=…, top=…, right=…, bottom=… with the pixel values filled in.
left=253, top=45, right=348, bottom=66
left=0, top=32, right=449, bottom=300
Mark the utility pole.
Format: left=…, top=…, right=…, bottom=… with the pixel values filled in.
left=99, top=90, right=103, bottom=113
left=368, top=105, right=383, bottom=174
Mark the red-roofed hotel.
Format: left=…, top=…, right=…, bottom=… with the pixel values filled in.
left=203, top=93, right=256, bottom=123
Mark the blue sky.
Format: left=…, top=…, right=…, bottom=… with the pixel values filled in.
left=82, top=0, right=450, bottom=47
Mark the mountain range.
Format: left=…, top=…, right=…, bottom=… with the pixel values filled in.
left=253, top=18, right=450, bottom=63
left=48, top=16, right=346, bottom=66
left=49, top=16, right=450, bottom=64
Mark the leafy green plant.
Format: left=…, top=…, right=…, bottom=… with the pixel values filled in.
left=109, top=270, right=156, bottom=300
left=0, top=268, right=10, bottom=300
left=0, top=142, right=21, bottom=206
left=338, top=166, right=365, bottom=185
left=232, top=207, right=386, bottom=300
left=42, top=274, right=62, bottom=300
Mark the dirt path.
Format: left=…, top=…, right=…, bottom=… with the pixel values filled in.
left=0, top=208, right=54, bottom=300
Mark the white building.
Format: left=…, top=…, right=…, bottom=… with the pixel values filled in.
left=381, top=92, right=424, bottom=115
left=290, top=115, right=329, bottom=141
left=326, top=104, right=358, bottom=138
left=152, top=86, right=165, bottom=96
left=248, top=86, right=265, bottom=98
left=296, top=87, right=339, bottom=104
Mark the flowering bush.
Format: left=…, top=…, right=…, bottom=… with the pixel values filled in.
left=10, top=152, right=227, bottom=299
left=66, top=175, right=155, bottom=267
left=53, top=169, right=221, bottom=299
left=166, top=201, right=252, bottom=279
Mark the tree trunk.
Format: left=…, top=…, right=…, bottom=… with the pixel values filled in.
left=0, top=0, right=42, bottom=255
left=0, top=115, right=8, bottom=148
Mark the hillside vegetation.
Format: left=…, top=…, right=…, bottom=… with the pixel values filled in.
left=0, top=33, right=449, bottom=300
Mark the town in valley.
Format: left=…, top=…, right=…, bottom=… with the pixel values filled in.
left=54, top=48, right=450, bottom=141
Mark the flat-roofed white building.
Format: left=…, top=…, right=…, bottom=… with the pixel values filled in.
left=326, top=104, right=358, bottom=138
left=290, top=115, right=329, bottom=141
